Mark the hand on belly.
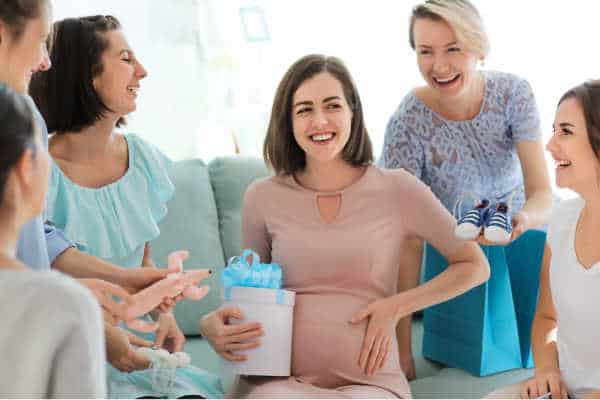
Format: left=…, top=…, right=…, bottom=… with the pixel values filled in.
left=290, top=318, right=399, bottom=387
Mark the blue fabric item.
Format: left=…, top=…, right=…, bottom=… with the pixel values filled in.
left=222, top=248, right=283, bottom=294
left=457, top=199, right=490, bottom=227
left=16, top=96, right=73, bottom=270
left=44, top=224, right=74, bottom=264
left=485, top=204, right=513, bottom=232
left=380, top=71, right=541, bottom=216
left=107, top=364, right=224, bottom=399
left=422, top=230, right=546, bottom=375
left=45, top=133, right=174, bottom=268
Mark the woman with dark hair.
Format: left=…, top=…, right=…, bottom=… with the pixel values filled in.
left=0, top=0, right=197, bottom=393
left=200, top=54, right=490, bottom=398
left=0, top=84, right=106, bottom=397
left=31, top=15, right=223, bottom=399
left=488, top=81, right=600, bottom=399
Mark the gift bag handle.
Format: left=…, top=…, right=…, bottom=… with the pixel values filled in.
left=241, top=249, right=261, bottom=269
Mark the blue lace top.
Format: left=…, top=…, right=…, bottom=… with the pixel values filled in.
left=45, top=134, right=174, bottom=267
left=379, top=71, right=541, bottom=215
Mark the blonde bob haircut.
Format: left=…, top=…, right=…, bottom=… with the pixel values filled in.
left=409, top=0, right=490, bottom=60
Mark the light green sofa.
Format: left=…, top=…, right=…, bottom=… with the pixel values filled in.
left=151, top=156, right=533, bottom=398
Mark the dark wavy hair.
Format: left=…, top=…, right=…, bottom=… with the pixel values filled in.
left=558, top=80, right=600, bottom=158
left=29, top=15, right=126, bottom=133
left=0, top=84, right=37, bottom=205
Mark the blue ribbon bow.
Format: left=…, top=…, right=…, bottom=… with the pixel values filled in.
left=221, top=249, right=283, bottom=301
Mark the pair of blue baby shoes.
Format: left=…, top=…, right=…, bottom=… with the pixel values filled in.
left=455, top=198, right=513, bottom=244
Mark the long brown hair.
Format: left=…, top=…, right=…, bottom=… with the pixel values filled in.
left=263, top=54, right=373, bottom=175
left=559, top=80, right=600, bottom=158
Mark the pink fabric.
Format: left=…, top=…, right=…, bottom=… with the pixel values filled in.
left=241, top=166, right=463, bottom=398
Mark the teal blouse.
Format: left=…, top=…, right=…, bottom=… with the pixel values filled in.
left=45, top=134, right=174, bottom=268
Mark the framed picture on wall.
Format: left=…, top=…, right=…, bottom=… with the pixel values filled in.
left=239, top=6, right=270, bottom=42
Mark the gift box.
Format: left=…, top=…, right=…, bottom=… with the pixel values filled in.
left=220, top=249, right=295, bottom=376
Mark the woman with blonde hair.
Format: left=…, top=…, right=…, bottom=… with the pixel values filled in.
left=380, top=0, right=553, bottom=378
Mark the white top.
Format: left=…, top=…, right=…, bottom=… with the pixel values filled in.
left=548, top=198, right=600, bottom=398
left=0, top=270, right=106, bottom=398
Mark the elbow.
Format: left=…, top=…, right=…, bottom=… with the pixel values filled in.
left=466, top=245, right=490, bottom=287
left=476, top=256, right=491, bottom=285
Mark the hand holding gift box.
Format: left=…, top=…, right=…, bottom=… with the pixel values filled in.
left=220, top=249, right=295, bottom=376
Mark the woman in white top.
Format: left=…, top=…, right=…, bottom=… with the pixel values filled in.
left=488, top=81, right=600, bottom=399
left=0, top=85, right=106, bottom=397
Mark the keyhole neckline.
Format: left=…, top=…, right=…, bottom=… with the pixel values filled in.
left=290, top=165, right=372, bottom=197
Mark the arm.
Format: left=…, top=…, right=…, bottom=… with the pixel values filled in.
left=200, top=182, right=267, bottom=360
left=519, top=245, right=568, bottom=399
left=514, top=139, right=553, bottom=235
left=395, top=237, right=423, bottom=381
left=52, top=247, right=127, bottom=283
left=507, top=77, right=553, bottom=235
left=52, top=247, right=170, bottom=293
left=352, top=174, right=489, bottom=376
left=392, top=241, right=488, bottom=316
left=44, top=223, right=74, bottom=264
left=104, top=322, right=152, bottom=372
left=353, top=240, right=488, bottom=376
left=530, top=245, right=559, bottom=372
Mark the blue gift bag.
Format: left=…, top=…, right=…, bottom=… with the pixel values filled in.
left=504, top=229, right=546, bottom=368
left=422, top=243, right=523, bottom=376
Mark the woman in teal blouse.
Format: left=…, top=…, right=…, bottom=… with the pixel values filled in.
left=30, top=15, right=222, bottom=399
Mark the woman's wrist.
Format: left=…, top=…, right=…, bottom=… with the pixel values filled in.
left=391, top=292, right=414, bottom=322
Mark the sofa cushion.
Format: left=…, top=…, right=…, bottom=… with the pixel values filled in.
left=208, top=156, right=271, bottom=261
left=151, top=159, right=226, bottom=335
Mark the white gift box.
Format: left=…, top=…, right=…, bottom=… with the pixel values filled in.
left=220, top=286, right=295, bottom=376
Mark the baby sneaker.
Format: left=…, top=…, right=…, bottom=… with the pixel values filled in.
left=455, top=199, right=491, bottom=240
left=484, top=202, right=512, bottom=244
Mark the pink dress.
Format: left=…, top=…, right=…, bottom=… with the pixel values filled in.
left=239, top=166, right=464, bottom=399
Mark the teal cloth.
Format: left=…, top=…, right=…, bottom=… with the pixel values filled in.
left=107, top=364, right=224, bottom=399
left=46, top=134, right=174, bottom=267
left=45, top=133, right=223, bottom=398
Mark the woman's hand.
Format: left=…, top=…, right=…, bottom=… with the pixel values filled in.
left=199, top=307, right=263, bottom=362
left=78, top=278, right=134, bottom=323
left=510, top=211, right=529, bottom=242
left=349, top=296, right=404, bottom=377
left=154, top=312, right=186, bottom=353
left=519, top=367, right=568, bottom=399
left=104, top=323, right=152, bottom=372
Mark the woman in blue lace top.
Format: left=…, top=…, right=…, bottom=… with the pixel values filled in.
left=379, top=0, right=553, bottom=380
left=30, top=15, right=222, bottom=399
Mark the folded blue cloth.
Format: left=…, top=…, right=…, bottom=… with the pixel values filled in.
left=221, top=249, right=282, bottom=290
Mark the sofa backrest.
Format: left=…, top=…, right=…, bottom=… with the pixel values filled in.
left=152, top=156, right=270, bottom=335
left=208, top=156, right=271, bottom=262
